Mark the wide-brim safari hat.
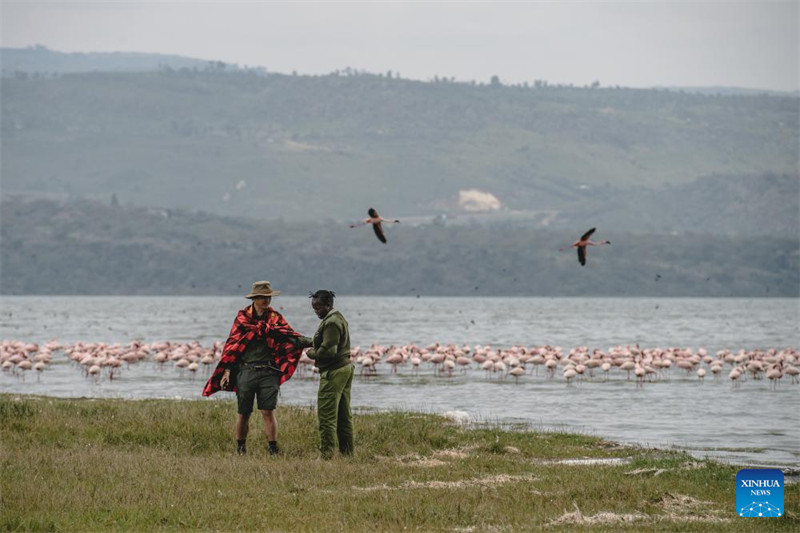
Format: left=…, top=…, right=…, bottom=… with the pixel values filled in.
left=246, top=280, right=281, bottom=298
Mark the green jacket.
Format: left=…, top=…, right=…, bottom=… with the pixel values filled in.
left=309, top=310, right=351, bottom=371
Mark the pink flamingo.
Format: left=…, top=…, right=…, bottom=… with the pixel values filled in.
left=563, top=367, right=577, bottom=385
left=385, top=351, right=403, bottom=373
left=509, top=366, right=525, bottom=383
left=766, top=363, right=783, bottom=390
left=561, top=228, right=611, bottom=266
left=350, top=207, right=400, bottom=243
left=785, top=365, right=800, bottom=384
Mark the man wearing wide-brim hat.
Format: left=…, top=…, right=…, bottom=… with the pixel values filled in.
left=203, top=281, right=312, bottom=456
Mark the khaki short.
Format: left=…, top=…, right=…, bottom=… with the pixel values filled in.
left=236, top=367, right=280, bottom=414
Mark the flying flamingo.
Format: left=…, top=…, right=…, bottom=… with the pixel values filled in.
left=561, top=228, right=611, bottom=266
left=350, top=208, right=400, bottom=243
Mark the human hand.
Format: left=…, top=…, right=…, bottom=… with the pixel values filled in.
left=220, top=370, right=230, bottom=389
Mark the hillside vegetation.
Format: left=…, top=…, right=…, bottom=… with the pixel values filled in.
left=1, top=45, right=210, bottom=74
left=2, top=64, right=797, bottom=226
left=2, top=197, right=796, bottom=297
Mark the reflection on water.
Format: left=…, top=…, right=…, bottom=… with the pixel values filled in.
left=1, top=296, right=798, bottom=467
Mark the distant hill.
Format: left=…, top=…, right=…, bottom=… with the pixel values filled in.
left=655, top=86, right=799, bottom=97
left=1, top=45, right=212, bottom=75
left=577, top=172, right=798, bottom=236
left=1, top=197, right=797, bottom=297
left=1, top=49, right=798, bottom=233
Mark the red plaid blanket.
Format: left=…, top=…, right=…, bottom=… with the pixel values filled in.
left=202, top=305, right=303, bottom=396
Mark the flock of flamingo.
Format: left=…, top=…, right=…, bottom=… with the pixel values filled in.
left=2, top=339, right=798, bottom=389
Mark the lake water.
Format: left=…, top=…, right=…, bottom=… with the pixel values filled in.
left=1, top=296, right=798, bottom=468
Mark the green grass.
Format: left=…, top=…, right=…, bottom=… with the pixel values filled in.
left=1, top=394, right=797, bottom=532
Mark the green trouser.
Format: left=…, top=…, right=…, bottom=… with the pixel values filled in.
left=318, top=364, right=354, bottom=459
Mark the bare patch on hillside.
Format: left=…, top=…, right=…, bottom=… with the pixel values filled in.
left=283, top=140, right=331, bottom=152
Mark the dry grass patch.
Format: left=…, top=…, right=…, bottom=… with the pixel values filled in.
left=547, top=494, right=731, bottom=528
left=405, top=457, right=448, bottom=468
left=654, top=492, right=731, bottom=524
left=376, top=452, right=448, bottom=468
left=538, top=456, right=633, bottom=466
left=432, top=445, right=478, bottom=459
left=547, top=503, right=649, bottom=527
left=627, top=461, right=706, bottom=477
left=626, top=467, right=668, bottom=476
left=354, top=473, right=539, bottom=492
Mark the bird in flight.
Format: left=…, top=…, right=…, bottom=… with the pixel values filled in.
left=350, top=207, right=400, bottom=243
left=560, top=227, right=611, bottom=266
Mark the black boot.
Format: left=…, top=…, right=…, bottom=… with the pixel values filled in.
left=268, top=441, right=280, bottom=456
left=237, top=439, right=247, bottom=456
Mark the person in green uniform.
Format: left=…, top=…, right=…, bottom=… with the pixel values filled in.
left=306, top=290, right=354, bottom=459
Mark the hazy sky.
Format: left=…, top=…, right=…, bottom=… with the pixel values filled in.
left=2, top=1, right=798, bottom=91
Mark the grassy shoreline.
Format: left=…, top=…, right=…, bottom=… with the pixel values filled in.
left=2, top=394, right=797, bottom=532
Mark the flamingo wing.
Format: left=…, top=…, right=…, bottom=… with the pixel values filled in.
left=580, top=227, right=596, bottom=242
left=372, top=222, right=387, bottom=243
left=577, top=246, right=587, bottom=266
